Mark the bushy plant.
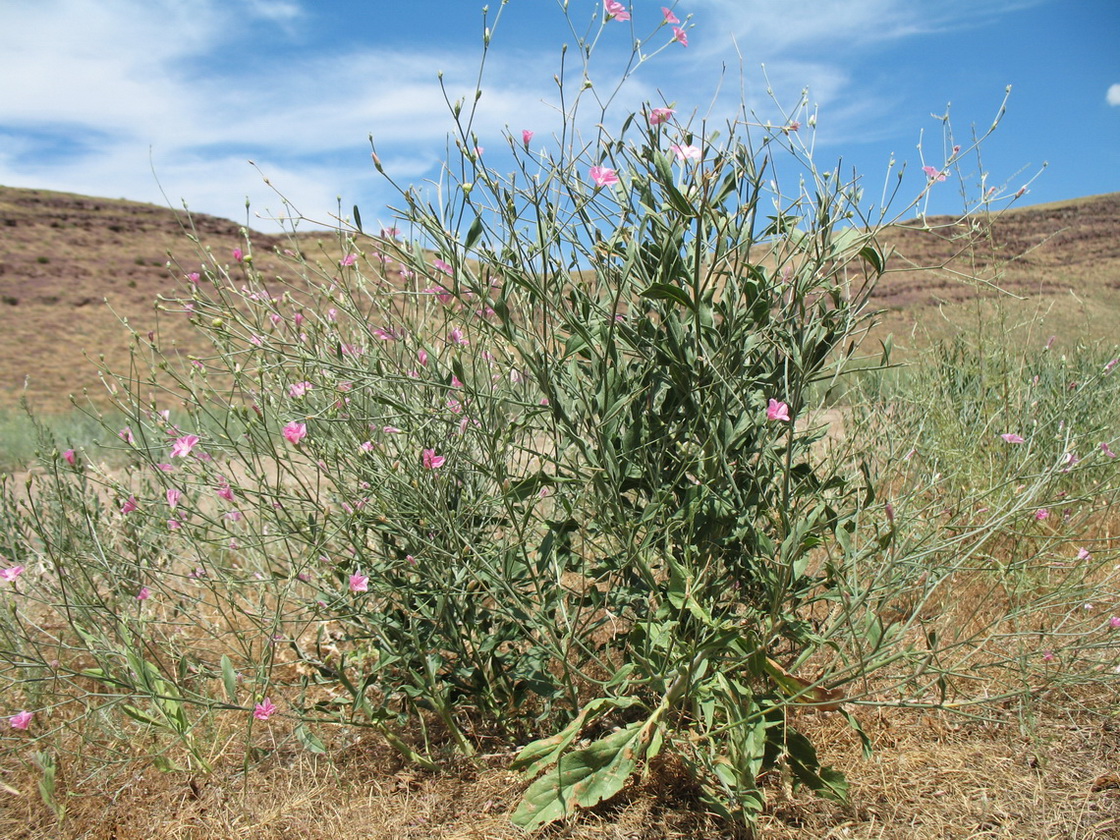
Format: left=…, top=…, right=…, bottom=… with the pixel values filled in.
left=1, top=2, right=1116, bottom=833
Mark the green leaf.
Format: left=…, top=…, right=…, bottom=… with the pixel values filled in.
left=464, top=216, right=484, bottom=251
left=512, top=719, right=651, bottom=831
left=295, top=722, right=328, bottom=754
left=352, top=204, right=363, bottom=233
left=859, top=243, right=884, bottom=274
left=121, top=704, right=161, bottom=728
left=220, top=654, right=237, bottom=704
left=511, top=696, right=639, bottom=778
left=639, top=282, right=693, bottom=311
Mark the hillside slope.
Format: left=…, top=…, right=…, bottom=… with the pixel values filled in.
left=1, top=186, right=1117, bottom=412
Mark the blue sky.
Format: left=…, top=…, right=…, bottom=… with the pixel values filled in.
left=1, top=0, right=1116, bottom=231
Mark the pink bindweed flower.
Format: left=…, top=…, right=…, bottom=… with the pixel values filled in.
left=671, top=25, right=688, bottom=46
left=359, top=441, right=374, bottom=453
left=422, top=448, right=446, bottom=469
left=1034, top=508, right=1050, bottom=521
left=119, top=427, right=135, bottom=444
left=448, top=327, right=468, bottom=346
left=766, top=399, right=791, bottom=422
left=340, top=253, right=358, bottom=267
left=168, top=519, right=182, bottom=531
left=232, top=248, right=244, bottom=262
left=349, top=573, right=369, bottom=593
left=62, top=449, right=76, bottom=465
left=1108, top=616, right=1120, bottom=629
left=166, top=488, right=182, bottom=510
left=1042, top=650, right=1055, bottom=663
left=1101, top=442, right=1117, bottom=458
left=187, top=272, right=201, bottom=284
left=121, top=496, right=139, bottom=514
left=649, top=106, right=674, bottom=125
left=283, top=421, right=307, bottom=445
left=589, top=165, right=619, bottom=187
left=670, top=143, right=701, bottom=161
left=604, top=0, right=630, bottom=21
left=170, top=434, right=199, bottom=459
left=136, top=586, right=151, bottom=601
left=253, top=698, right=277, bottom=721
left=9, top=711, right=33, bottom=730
left=661, top=7, right=680, bottom=24
left=922, top=166, right=946, bottom=182
left=0, top=566, right=25, bottom=583
left=522, top=129, right=534, bottom=147
left=1077, top=547, right=1092, bottom=561
left=432, top=258, right=453, bottom=275
left=1000, top=433, right=1025, bottom=443
left=216, top=479, right=234, bottom=502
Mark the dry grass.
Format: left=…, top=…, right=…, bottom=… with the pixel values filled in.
left=2, top=699, right=1117, bottom=839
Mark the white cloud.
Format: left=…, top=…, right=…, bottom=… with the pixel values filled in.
left=1108, top=84, right=1120, bottom=106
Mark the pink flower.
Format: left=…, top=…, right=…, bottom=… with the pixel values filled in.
left=1101, top=442, right=1117, bottom=459
left=922, top=165, right=946, bottom=182
left=432, top=258, right=453, bottom=275
left=187, top=272, right=201, bottom=284
left=170, top=434, right=199, bottom=458
left=522, top=129, right=534, bottom=147
left=661, top=7, right=680, bottom=24
left=1104, top=358, right=1119, bottom=374
left=604, top=0, right=630, bottom=21
left=62, top=449, right=76, bottom=465
left=1109, top=616, right=1120, bottom=629
left=1042, top=650, right=1055, bottom=663
left=119, top=427, right=134, bottom=444
left=232, top=248, right=244, bottom=262
left=1034, top=508, right=1049, bottom=521
left=0, top=566, right=25, bottom=583
left=448, top=327, right=469, bottom=346
left=359, top=441, right=375, bottom=453
left=288, top=381, right=313, bottom=398
left=649, top=107, right=674, bottom=125
left=340, top=254, right=358, bottom=267
left=166, top=488, right=182, bottom=510
left=422, top=448, right=446, bottom=469
left=216, top=479, right=234, bottom=502
left=1000, top=433, right=1025, bottom=444
left=253, top=698, right=277, bottom=721
left=1077, top=547, right=1092, bottom=561
left=121, top=496, right=139, bottom=514
left=283, top=421, right=307, bottom=445
left=349, top=573, right=369, bottom=593
left=671, top=25, right=688, bottom=46
left=9, top=711, right=33, bottom=731
left=136, top=586, right=151, bottom=601
left=168, top=519, right=182, bottom=531
left=766, top=399, right=791, bottom=422
left=589, top=165, right=619, bottom=187
left=670, top=143, right=701, bottom=161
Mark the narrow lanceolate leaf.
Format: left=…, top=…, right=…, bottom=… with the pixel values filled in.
left=511, top=720, right=650, bottom=831
left=220, top=654, right=237, bottom=703
left=352, top=204, right=363, bottom=233
left=464, top=216, right=484, bottom=251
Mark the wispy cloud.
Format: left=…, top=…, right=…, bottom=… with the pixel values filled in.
left=1108, top=84, right=1120, bottom=106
